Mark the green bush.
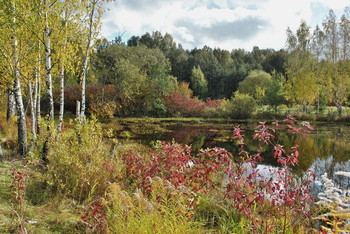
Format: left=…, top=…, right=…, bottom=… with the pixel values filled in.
left=229, top=92, right=257, bottom=119
left=45, top=117, right=121, bottom=202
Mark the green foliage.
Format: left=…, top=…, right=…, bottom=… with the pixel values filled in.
left=229, top=92, right=257, bottom=119
left=264, top=72, right=286, bottom=110
left=285, top=68, right=319, bottom=105
left=92, top=45, right=176, bottom=116
left=45, top=117, right=121, bottom=201
left=106, top=183, right=204, bottom=233
left=238, top=70, right=272, bottom=103
left=190, top=65, right=208, bottom=99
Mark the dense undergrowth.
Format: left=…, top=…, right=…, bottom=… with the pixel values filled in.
left=0, top=116, right=349, bottom=233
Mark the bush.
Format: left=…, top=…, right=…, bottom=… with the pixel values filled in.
left=229, top=92, right=257, bottom=119
left=45, top=117, right=121, bottom=201
left=123, top=141, right=232, bottom=194
left=60, top=84, right=118, bottom=116
left=165, top=92, right=205, bottom=117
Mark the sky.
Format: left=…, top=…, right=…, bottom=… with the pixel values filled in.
left=101, top=0, right=350, bottom=51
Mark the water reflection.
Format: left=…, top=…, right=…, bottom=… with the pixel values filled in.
left=129, top=121, right=350, bottom=190
left=309, top=156, right=350, bottom=190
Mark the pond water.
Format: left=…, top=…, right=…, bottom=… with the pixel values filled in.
left=118, top=120, right=350, bottom=190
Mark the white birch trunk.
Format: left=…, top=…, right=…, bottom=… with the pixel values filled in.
left=28, top=80, right=36, bottom=140
left=76, top=100, right=81, bottom=118
left=36, top=49, right=41, bottom=134
left=80, top=1, right=97, bottom=118
left=12, top=5, right=27, bottom=156
left=6, top=88, right=16, bottom=120
left=57, top=64, right=65, bottom=133
left=44, top=0, right=54, bottom=121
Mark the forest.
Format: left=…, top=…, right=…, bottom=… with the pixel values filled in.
left=0, top=0, right=350, bottom=233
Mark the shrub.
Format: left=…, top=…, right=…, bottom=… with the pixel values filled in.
left=165, top=92, right=205, bottom=117
left=88, top=100, right=117, bottom=119
left=201, top=98, right=223, bottom=118
left=45, top=117, right=121, bottom=201
left=60, top=84, right=118, bottom=116
left=123, top=141, right=232, bottom=194
left=225, top=117, right=316, bottom=232
left=229, top=92, right=257, bottom=119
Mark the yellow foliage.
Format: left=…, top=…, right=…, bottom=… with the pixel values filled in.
left=88, top=100, right=116, bottom=118
left=177, top=82, right=193, bottom=99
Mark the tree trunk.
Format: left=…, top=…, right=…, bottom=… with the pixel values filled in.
left=80, top=1, right=97, bottom=118
left=57, top=7, right=68, bottom=133
left=13, top=54, right=28, bottom=157
left=44, top=0, right=54, bottom=121
left=57, top=64, right=65, bottom=133
left=35, top=50, right=41, bottom=134
left=12, top=3, right=27, bottom=156
left=28, top=80, right=36, bottom=140
left=337, top=103, right=343, bottom=116
left=6, top=88, right=16, bottom=120
left=76, top=100, right=81, bottom=119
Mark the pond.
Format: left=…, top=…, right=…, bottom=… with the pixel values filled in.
left=115, top=119, right=350, bottom=190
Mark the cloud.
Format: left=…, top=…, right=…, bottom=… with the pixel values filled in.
left=101, top=0, right=350, bottom=51
left=117, top=0, right=167, bottom=12
left=176, top=16, right=269, bottom=43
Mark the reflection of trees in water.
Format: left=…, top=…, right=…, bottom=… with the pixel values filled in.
left=163, top=125, right=219, bottom=152
left=309, top=156, right=350, bottom=190
left=133, top=122, right=350, bottom=188
left=162, top=123, right=350, bottom=161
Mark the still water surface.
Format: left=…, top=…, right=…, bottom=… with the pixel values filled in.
left=124, top=120, right=350, bottom=190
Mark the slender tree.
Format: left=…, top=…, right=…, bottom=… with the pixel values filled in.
left=190, top=65, right=208, bottom=99
left=43, top=0, right=55, bottom=121
left=285, top=20, right=318, bottom=111
left=80, top=0, right=99, bottom=119
left=323, top=10, right=349, bottom=116
left=0, top=0, right=29, bottom=155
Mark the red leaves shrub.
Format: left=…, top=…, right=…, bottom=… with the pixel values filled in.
left=122, top=117, right=315, bottom=232
left=81, top=204, right=107, bottom=233
left=204, top=98, right=222, bottom=109
left=9, top=168, right=29, bottom=208
left=123, top=141, right=232, bottom=194
left=165, top=92, right=205, bottom=117
left=164, top=92, right=223, bottom=117
left=226, top=116, right=315, bottom=231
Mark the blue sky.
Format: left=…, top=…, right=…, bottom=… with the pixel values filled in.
left=101, top=0, right=349, bottom=51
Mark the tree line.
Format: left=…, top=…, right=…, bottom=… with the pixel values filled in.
left=91, top=6, right=350, bottom=118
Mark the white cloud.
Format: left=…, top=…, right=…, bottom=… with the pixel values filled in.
left=101, top=0, right=350, bottom=51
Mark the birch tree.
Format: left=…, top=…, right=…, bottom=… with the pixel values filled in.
left=323, top=9, right=350, bottom=116
left=80, top=0, right=114, bottom=119
left=0, top=0, right=28, bottom=155
left=56, top=0, right=81, bottom=132
left=43, top=0, right=56, bottom=121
